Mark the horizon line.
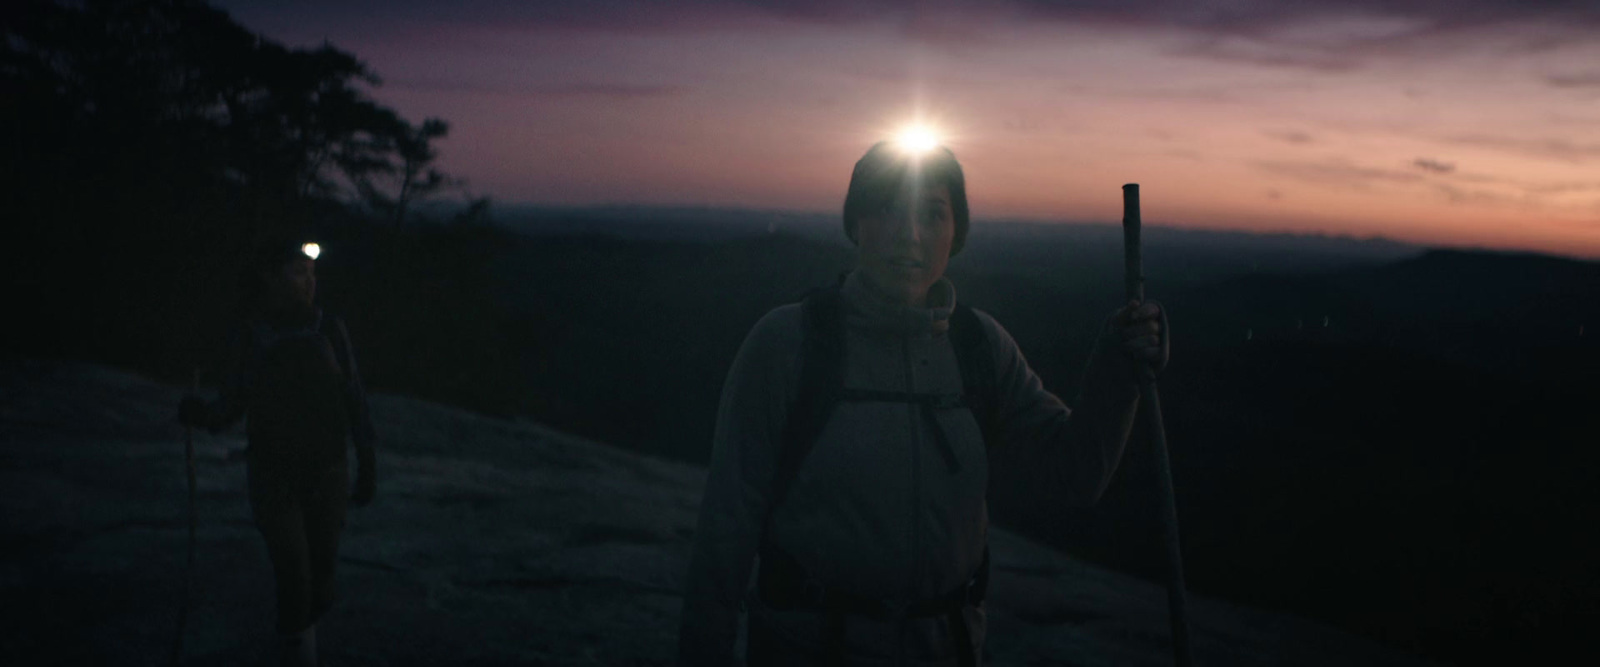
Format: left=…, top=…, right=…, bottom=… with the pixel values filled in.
left=455, top=200, right=1600, bottom=262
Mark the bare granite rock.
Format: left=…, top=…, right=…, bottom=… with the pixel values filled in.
left=1, top=361, right=1435, bottom=665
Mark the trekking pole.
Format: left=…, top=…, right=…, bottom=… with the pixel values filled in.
left=171, top=369, right=200, bottom=666
left=1122, top=184, right=1195, bottom=667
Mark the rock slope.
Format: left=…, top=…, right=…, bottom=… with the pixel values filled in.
left=1, top=361, right=1433, bottom=665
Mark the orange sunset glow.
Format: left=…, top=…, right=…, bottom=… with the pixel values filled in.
left=218, top=1, right=1600, bottom=257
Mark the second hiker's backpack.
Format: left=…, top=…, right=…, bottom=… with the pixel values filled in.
left=246, top=311, right=355, bottom=467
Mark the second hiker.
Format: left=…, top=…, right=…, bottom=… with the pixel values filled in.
left=179, top=238, right=378, bottom=667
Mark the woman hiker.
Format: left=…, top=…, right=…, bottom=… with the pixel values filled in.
left=679, top=140, right=1166, bottom=666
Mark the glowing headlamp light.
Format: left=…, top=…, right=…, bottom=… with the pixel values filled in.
left=301, top=242, right=321, bottom=260
left=895, top=125, right=940, bottom=155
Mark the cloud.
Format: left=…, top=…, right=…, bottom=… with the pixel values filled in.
left=1254, top=159, right=1423, bottom=190
left=388, top=78, right=690, bottom=99
left=358, top=0, right=1600, bottom=80
left=1413, top=158, right=1456, bottom=173
left=1002, top=1, right=1600, bottom=33
left=1547, top=72, right=1600, bottom=88
left=1431, top=183, right=1510, bottom=206
left=1174, top=37, right=1362, bottom=72
left=1254, top=156, right=1600, bottom=216
left=1446, top=134, right=1600, bottom=163
left=1265, top=130, right=1315, bottom=145
left=1549, top=114, right=1600, bottom=127
left=1523, top=182, right=1600, bottom=195
left=1060, top=81, right=1317, bottom=106
left=535, top=83, right=689, bottom=99
left=226, top=1, right=1600, bottom=40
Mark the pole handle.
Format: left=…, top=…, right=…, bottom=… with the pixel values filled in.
left=1122, top=184, right=1157, bottom=383
left=1122, top=183, right=1143, bottom=304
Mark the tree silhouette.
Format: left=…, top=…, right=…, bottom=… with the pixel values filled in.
left=3, top=0, right=454, bottom=236
left=351, top=115, right=453, bottom=225
left=3, top=0, right=460, bottom=369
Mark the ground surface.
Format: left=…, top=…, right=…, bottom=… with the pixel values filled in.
left=1, top=361, right=1436, bottom=665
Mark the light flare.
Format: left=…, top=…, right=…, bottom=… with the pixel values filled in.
left=895, top=125, right=941, bottom=155
left=301, top=242, right=321, bottom=260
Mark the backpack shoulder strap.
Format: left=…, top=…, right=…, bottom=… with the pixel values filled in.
left=948, top=303, right=1000, bottom=450
left=320, top=313, right=354, bottom=380
left=766, top=285, right=845, bottom=519
left=949, top=304, right=998, bottom=613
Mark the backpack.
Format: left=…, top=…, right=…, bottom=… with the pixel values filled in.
left=245, top=311, right=356, bottom=467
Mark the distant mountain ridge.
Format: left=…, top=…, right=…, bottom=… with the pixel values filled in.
left=491, top=204, right=1421, bottom=274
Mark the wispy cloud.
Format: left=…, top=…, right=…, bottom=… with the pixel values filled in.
left=535, top=83, right=689, bottom=99
left=390, top=78, right=689, bottom=99
left=1173, top=37, right=1363, bottom=72
left=1413, top=158, right=1456, bottom=173
left=234, top=1, right=1600, bottom=42
left=1446, top=134, right=1600, bottom=163
left=1059, top=81, right=1317, bottom=106
left=1006, top=0, right=1600, bottom=34
left=1265, top=130, right=1315, bottom=145
left=1254, top=159, right=1423, bottom=190
left=1523, top=182, right=1600, bottom=195
left=1547, top=72, right=1600, bottom=88
left=1255, top=157, right=1597, bottom=211
left=1430, top=183, right=1509, bottom=206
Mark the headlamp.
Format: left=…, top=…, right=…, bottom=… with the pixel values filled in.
left=895, top=125, right=940, bottom=155
left=301, top=242, right=321, bottom=260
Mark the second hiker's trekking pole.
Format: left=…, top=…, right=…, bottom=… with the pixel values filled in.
left=171, top=369, right=200, bottom=667
left=1122, top=184, right=1195, bottom=667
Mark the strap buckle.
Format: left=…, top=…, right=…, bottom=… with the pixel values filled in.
left=961, top=577, right=984, bottom=606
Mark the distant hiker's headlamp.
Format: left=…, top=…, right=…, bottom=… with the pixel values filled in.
left=895, top=125, right=940, bottom=155
left=300, top=243, right=321, bottom=260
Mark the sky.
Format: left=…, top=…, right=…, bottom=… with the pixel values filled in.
left=214, top=0, right=1600, bottom=257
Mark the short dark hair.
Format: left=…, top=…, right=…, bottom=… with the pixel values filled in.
left=250, top=237, right=314, bottom=272
left=237, top=236, right=315, bottom=310
left=842, top=141, right=970, bottom=256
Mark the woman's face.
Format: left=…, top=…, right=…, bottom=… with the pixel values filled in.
left=856, top=182, right=955, bottom=306
left=266, top=257, right=316, bottom=309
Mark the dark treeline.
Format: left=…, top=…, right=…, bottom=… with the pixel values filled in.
left=3, top=0, right=515, bottom=410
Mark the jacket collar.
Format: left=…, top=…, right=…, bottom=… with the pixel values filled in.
left=840, top=269, right=955, bottom=337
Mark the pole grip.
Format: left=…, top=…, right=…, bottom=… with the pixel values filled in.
left=1122, top=184, right=1143, bottom=304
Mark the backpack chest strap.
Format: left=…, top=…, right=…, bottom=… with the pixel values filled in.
left=763, top=286, right=999, bottom=526
left=835, top=388, right=967, bottom=473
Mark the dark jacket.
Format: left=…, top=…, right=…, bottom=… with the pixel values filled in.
left=205, top=308, right=376, bottom=476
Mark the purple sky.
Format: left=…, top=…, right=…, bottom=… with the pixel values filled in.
left=215, top=0, right=1600, bottom=257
